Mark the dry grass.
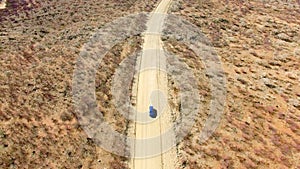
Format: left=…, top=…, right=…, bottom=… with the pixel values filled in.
left=0, top=0, right=158, bottom=168
left=168, top=0, right=300, bottom=168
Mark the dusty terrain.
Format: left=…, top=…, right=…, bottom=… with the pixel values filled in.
left=0, top=0, right=157, bottom=168
left=129, top=0, right=176, bottom=169
left=167, top=0, right=300, bottom=168
left=1, top=0, right=299, bottom=168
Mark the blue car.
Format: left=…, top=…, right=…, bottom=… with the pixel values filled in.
left=149, top=106, right=157, bottom=118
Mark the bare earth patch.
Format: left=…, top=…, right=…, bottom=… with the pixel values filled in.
left=169, top=0, right=300, bottom=168
left=0, top=0, right=158, bottom=168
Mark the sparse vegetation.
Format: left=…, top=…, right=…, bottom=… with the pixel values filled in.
left=1, top=0, right=299, bottom=168
left=0, top=0, right=157, bottom=168
left=170, top=0, right=300, bottom=168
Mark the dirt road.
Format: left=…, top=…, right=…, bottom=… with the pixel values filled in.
left=0, top=0, right=6, bottom=9
left=129, top=0, right=176, bottom=169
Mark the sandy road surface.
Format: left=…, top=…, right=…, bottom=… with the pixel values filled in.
left=0, top=0, right=7, bottom=9
left=129, top=0, right=176, bottom=169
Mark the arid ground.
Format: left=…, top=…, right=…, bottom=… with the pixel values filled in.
left=0, top=0, right=157, bottom=168
left=0, top=0, right=299, bottom=169
left=168, top=0, right=300, bottom=168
